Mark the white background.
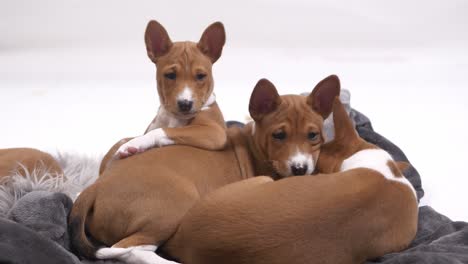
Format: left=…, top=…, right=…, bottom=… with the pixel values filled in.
left=1, top=0, right=467, bottom=220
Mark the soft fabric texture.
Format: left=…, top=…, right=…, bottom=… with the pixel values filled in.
left=7, top=191, right=73, bottom=250
left=0, top=217, right=81, bottom=264
left=0, top=152, right=100, bottom=217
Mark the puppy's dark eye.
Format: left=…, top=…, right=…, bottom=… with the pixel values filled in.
left=164, top=72, right=176, bottom=80
left=196, top=73, right=206, bottom=81
left=272, top=131, right=287, bottom=141
left=308, top=132, right=318, bottom=141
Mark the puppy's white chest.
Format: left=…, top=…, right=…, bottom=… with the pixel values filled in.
left=162, top=114, right=188, bottom=128
left=148, top=107, right=189, bottom=131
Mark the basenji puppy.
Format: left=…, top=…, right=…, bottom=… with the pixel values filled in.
left=163, top=97, right=418, bottom=264
left=69, top=75, right=340, bottom=263
left=0, top=148, right=63, bottom=181
left=112, top=20, right=227, bottom=160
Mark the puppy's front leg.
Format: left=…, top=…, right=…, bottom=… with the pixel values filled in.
left=115, top=129, right=174, bottom=158
left=163, top=123, right=226, bottom=151
left=115, top=105, right=226, bottom=159
left=163, top=105, right=227, bottom=150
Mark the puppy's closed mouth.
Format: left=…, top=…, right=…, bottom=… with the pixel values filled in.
left=175, top=111, right=197, bottom=120
left=270, top=160, right=286, bottom=179
left=164, top=106, right=198, bottom=120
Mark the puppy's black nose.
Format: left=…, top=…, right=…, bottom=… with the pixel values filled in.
left=291, top=164, right=308, bottom=176
left=177, top=100, right=193, bottom=113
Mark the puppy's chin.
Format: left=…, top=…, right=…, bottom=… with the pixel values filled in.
left=270, top=160, right=291, bottom=179
left=174, top=112, right=197, bottom=120
left=271, top=160, right=316, bottom=178
left=166, top=108, right=199, bottom=120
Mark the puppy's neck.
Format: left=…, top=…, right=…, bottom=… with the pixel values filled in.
left=152, top=107, right=188, bottom=129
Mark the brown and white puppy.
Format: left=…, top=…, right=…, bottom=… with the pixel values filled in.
left=247, top=76, right=339, bottom=178
left=163, top=98, right=418, bottom=264
left=0, top=148, right=63, bottom=181
left=113, top=20, right=227, bottom=159
left=69, top=76, right=340, bottom=263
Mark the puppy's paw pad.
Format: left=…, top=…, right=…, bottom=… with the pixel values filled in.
left=115, top=145, right=140, bottom=159
left=127, top=146, right=139, bottom=154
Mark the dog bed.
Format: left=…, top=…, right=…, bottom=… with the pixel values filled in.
left=0, top=103, right=467, bottom=263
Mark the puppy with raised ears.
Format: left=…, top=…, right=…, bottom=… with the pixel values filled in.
left=246, top=75, right=340, bottom=178
left=163, top=92, right=418, bottom=264
left=113, top=20, right=227, bottom=159
left=69, top=76, right=340, bottom=263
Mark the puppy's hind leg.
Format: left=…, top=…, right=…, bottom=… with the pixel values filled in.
left=96, top=233, right=177, bottom=264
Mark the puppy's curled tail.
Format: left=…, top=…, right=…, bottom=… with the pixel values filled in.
left=69, top=183, right=99, bottom=259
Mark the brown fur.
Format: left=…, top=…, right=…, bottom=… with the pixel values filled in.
left=0, top=148, right=63, bottom=181
left=163, top=98, right=418, bottom=264
left=100, top=20, right=227, bottom=171
left=143, top=21, right=227, bottom=147
left=248, top=76, right=340, bottom=178
left=249, top=95, right=323, bottom=178
left=69, top=76, right=340, bottom=259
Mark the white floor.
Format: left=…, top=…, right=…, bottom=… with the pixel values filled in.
left=1, top=0, right=467, bottom=221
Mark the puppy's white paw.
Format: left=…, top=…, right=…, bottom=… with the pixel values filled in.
left=115, top=135, right=155, bottom=159
left=97, top=245, right=176, bottom=264
left=115, top=142, right=140, bottom=159
left=96, top=246, right=132, bottom=259
left=114, top=129, right=175, bottom=159
left=125, top=246, right=176, bottom=264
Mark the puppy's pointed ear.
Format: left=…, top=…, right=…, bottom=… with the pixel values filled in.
left=396, top=161, right=411, bottom=172
left=307, top=75, right=341, bottom=119
left=197, top=22, right=226, bottom=63
left=145, top=20, right=173, bottom=63
left=332, top=96, right=359, bottom=142
left=249, top=79, right=281, bottom=121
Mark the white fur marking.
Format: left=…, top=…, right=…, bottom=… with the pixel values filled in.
left=148, top=107, right=189, bottom=132
left=287, top=150, right=315, bottom=175
left=96, top=245, right=177, bottom=264
left=146, top=93, right=215, bottom=133
left=201, top=93, right=216, bottom=111
left=340, top=149, right=417, bottom=198
left=177, top=87, right=193, bottom=102
left=116, top=128, right=175, bottom=157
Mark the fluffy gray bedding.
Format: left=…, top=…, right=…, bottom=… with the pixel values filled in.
left=0, top=106, right=467, bottom=263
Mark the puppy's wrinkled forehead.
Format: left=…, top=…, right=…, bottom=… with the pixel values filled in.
left=261, top=95, right=323, bottom=131
left=157, top=42, right=212, bottom=70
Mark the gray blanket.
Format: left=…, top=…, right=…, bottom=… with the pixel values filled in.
left=0, top=111, right=466, bottom=264
left=0, top=191, right=81, bottom=264
left=366, top=206, right=468, bottom=264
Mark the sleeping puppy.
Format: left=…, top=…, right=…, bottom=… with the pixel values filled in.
left=0, top=148, right=63, bottom=181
